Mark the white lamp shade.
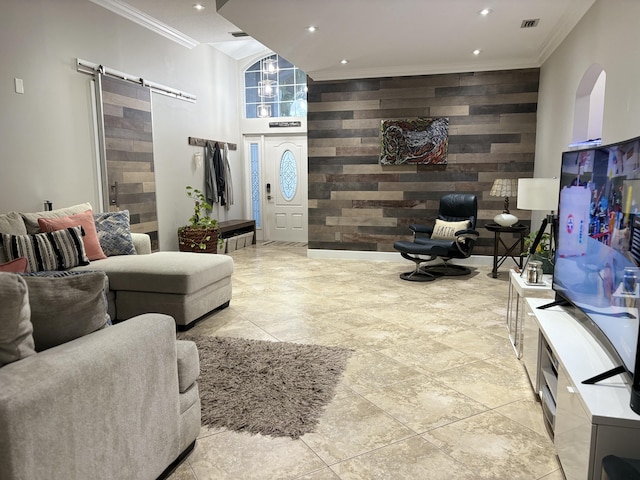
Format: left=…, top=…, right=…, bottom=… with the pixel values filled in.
left=517, top=178, right=561, bottom=211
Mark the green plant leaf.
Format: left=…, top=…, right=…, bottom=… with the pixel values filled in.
left=183, top=185, right=219, bottom=229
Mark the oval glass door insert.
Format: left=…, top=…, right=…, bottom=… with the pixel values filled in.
left=280, top=149, right=297, bottom=201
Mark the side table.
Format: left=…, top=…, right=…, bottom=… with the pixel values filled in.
left=485, top=223, right=527, bottom=278
left=506, top=268, right=553, bottom=358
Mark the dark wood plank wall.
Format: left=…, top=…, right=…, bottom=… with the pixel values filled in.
left=307, top=68, right=540, bottom=255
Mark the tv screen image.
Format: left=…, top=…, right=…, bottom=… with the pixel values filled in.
left=554, top=136, right=640, bottom=377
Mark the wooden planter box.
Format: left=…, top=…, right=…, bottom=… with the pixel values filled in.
left=178, top=227, right=219, bottom=254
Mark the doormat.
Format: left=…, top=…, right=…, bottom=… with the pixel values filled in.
left=261, top=241, right=308, bottom=247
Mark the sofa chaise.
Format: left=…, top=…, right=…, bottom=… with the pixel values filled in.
left=0, top=203, right=234, bottom=329
left=0, top=272, right=200, bottom=480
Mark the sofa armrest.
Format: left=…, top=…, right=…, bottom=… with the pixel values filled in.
left=176, top=340, right=199, bottom=393
left=131, top=232, right=152, bottom=254
left=0, top=314, right=181, bottom=480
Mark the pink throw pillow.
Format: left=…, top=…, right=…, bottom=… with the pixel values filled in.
left=38, top=210, right=107, bottom=261
left=0, top=257, right=28, bottom=273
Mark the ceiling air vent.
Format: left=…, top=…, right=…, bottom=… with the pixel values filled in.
left=231, top=31, right=249, bottom=37
left=521, top=19, right=539, bottom=28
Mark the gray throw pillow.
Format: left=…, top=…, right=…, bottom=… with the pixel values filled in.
left=0, top=212, right=27, bottom=236
left=20, top=202, right=93, bottom=235
left=0, top=272, right=36, bottom=366
left=94, top=210, right=137, bottom=256
left=0, top=212, right=28, bottom=264
left=20, top=271, right=110, bottom=351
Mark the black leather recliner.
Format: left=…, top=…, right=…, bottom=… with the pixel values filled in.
left=393, top=193, right=480, bottom=281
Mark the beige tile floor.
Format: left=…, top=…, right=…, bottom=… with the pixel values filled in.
left=170, top=243, right=564, bottom=480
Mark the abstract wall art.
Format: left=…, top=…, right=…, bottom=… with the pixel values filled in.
left=380, top=117, right=449, bottom=165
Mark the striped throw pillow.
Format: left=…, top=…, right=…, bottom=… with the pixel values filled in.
left=1, top=226, right=90, bottom=272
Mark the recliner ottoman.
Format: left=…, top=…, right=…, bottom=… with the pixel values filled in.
left=73, top=251, right=233, bottom=329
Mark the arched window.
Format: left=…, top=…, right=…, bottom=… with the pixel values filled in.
left=244, top=54, right=307, bottom=119
left=571, top=64, right=606, bottom=148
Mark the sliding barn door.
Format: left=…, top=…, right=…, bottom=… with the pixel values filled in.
left=99, top=76, right=159, bottom=250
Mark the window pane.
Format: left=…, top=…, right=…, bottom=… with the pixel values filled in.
left=279, top=86, right=295, bottom=103
left=279, top=69, right=295, bottom=86
left=290, top=98, right=307, bottom=117
left=278, top=56, right=293, bottom=69
left=250, top=143, right=261, bottom=228
left=245, top=87, right=260, bottom=103
left=244, top=54, right=307, bottom=119
left=279, top=101, right=292, bottom=117
left=295, top=69, right=307, bottom=84
left=245, top=71, right=260, bottom=87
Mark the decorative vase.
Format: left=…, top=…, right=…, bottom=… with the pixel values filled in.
left=178, top=227, right=219, bottom=254
left=494, top=212, right=518, bottom=227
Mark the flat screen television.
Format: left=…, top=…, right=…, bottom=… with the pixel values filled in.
left=553, top=135, right=640, bottom=394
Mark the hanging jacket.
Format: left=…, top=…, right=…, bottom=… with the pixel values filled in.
left=223, top=143, right=234, bottom=209
left=204, top=141, right=218, bottom=205
left=213, top=142, right=226, bottom=206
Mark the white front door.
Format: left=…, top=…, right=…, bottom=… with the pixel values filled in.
left=264, top=136, right=308, bottom=242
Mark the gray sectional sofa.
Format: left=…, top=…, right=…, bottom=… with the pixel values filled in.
left=0, top=271, right=200, bottom=479
left=0, top=203, right=234, bottom=329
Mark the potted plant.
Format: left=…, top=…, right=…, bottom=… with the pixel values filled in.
left=523, top=230, right=554, bottom=274
left=178, top=186, right=220, bottom=254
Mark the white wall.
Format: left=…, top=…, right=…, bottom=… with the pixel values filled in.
left=0, top=0, right=242, bottom=250
left=535, top=0, right=640, bottom=179
left=588, top=71, right=606, bottom=141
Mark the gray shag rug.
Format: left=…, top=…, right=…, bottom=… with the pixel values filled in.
left=184, top=335, right=352, bottom=439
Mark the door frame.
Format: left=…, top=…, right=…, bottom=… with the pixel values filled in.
left=243, top=134, right=308, bottom=243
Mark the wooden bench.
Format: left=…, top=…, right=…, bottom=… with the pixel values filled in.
left=218, top=219, right=256, bottom=244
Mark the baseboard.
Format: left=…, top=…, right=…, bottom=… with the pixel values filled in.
left=306, top=249, right=494, bottom=266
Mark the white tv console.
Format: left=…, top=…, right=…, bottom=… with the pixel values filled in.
left=522, top=297, right=640, bottom=480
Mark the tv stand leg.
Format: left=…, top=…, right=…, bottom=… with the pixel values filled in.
left=538, top=299, right=569, bottom=310
left=582, top=365, right=626, bottom=385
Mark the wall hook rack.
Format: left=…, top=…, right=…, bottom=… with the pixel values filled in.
left=188, top=136, right=237, bottom=150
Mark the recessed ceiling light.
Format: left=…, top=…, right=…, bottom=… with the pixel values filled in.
left=306, top=26, right=318, bottom=33
left=340, top=59, right=349, bottom=64
left=193, top=3, right=205, bottom=10
left=479, top=8, right=492, bottom=16
left=473, top=49, right=481, bottom=56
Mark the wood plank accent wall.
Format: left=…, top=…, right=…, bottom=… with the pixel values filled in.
left=307, top=68, right=540, bottom=255
left=102, top=76, right=159, bottom=250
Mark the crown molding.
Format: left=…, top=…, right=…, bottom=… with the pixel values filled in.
left=89, top=0, right=199, bottom=49
left=537, top=0, right=596, bottom=65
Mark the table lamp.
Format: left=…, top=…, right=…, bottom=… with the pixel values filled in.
left=490, top=178, right=519, bottom=226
